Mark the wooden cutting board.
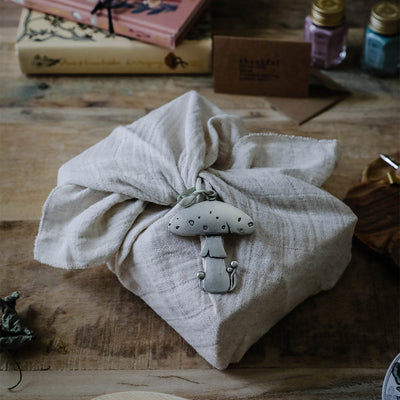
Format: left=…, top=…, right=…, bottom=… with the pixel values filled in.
left=344, top=151, right=400, bottom=268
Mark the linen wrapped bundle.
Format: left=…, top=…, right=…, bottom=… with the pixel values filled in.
left=35, top=91, right=357, bottom=369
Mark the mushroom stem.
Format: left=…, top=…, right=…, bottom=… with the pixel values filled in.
left=200, top=235, right=227, bottom=258
left=200, top=257, right=232, bottom=294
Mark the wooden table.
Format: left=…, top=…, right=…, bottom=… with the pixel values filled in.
left=1, top=1, right=399, bottom=398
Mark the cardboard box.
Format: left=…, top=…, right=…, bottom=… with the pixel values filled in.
left=213, top=36, right=311, bottom=98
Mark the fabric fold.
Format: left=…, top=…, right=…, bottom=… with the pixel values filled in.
left=34, top=90, right=357, bottom=369
left=230, top=133, right=340, bottom=186
left=34, top=184, right=145, bottom=269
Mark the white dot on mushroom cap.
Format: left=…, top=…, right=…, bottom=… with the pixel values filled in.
left=203, top=225, right=208, bottom=230
left=248, top=222, right=254, bottom=227
left=189, top=220, right=194, bottom=225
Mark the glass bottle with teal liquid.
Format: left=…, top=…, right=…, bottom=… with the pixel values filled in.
left=363, top=1, right=400, bottom=77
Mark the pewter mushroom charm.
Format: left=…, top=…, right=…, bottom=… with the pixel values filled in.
left=168, top=200, right=255, bottom=294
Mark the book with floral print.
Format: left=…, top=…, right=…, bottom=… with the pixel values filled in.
left=9, top=0, right=210, bottom=48
left=15, top=8, right=212, bottom=74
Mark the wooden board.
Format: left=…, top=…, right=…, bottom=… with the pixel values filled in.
left=1, top=95, right=400, bottom=220
left=0, top=221, right=398, bottom=371
left=0, top=368, right=388, bottom=399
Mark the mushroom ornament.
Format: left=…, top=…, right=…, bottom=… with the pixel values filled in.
left=168, top=199, right=255, bottom=294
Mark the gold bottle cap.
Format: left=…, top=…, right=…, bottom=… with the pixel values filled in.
left=311, top=0, right=346, bottom=27
left=369, top=1, right=400, bottom=35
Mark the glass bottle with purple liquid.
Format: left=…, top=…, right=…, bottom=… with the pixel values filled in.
left=304, top=0, right=348, bottom=68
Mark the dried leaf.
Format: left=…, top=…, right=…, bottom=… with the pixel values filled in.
left=0, top=292, right=36, bottom=352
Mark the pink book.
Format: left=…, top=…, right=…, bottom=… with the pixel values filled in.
left=8, top=0, right=210, bottom=48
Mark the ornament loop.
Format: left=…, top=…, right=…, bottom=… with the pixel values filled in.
left=176, top=188, right=217, bottom=207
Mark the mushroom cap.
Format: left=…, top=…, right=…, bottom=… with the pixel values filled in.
left=168, top=200, right=255, bottom=236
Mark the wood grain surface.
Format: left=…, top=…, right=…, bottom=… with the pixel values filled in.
left=0, top=368, right=389, bottom=399
left=1, top=0, right=399, bottom=399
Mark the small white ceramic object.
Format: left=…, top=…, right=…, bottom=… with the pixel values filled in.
left=91, top=391, right=190, bottom=400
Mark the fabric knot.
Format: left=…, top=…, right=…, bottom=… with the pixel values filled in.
left=175, top=188, right=217, bottom=208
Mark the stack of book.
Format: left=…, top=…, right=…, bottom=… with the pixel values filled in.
left=9, top=0, right=212, bottom=74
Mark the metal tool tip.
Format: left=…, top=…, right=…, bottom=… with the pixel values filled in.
left=380, top=154, right=399, bottom=169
